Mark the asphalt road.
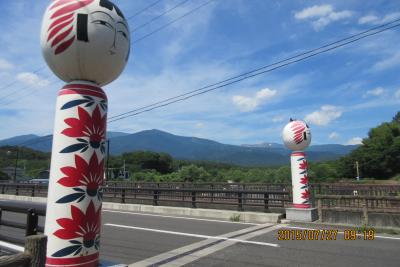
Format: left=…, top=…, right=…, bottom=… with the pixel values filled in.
left=1, top=208, right=400, bottom=266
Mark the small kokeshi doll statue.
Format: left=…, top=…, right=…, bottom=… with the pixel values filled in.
left=40, top=1, right=130, bottom=266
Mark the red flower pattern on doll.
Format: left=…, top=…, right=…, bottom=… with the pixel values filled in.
left=301, top=189, right=311, bottom=200
left=54, top=201, right=100, bottom=248
left=61, top=106, right=106, bottom=154
left=300, top=175, right=309, bottom=185
left=58, top=153, right=104, bottom=198
left=299, top=160, right=308, bottom=170
left=62, top=106, right=105, bottom=147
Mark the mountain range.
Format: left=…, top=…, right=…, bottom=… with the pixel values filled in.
left=0, top=129, right=358, bottom=166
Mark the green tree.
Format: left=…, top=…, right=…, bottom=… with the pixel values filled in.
left=0, top=171, right=10, bottom=180
left=123, top=151, right=173, bottom=174
left=338, top=112, right=400, bottom=179
left=177, top=164, right=211, bottom=182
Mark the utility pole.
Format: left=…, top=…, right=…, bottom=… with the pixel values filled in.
left=14, top=147, right=19, bottom=183
left=355, top=161, right=360, bottom=181
left=106, top=139, right=110, bottom=181
left=123, top=160, right=126, bottom=179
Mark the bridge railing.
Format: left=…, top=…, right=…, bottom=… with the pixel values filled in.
left=312, top=183, right=400, bottom=196
left=315, top=194, right=400, bottom=226
left=0, top=183, right=291, bottom=212
left=0, top=200, right=47, bottom=266
left=0, top=182, right=399, bottom=212
left=0, top=200, right=46, bottom=245
left=102, top=186, right=291, bottom=211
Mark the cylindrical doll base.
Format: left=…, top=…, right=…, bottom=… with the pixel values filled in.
left=290, top=151, right=311, bottom=208
left=45, top=81, right=107, bottom=266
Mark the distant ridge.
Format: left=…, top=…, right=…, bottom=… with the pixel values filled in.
left=0, top=129, right=358, bottom=166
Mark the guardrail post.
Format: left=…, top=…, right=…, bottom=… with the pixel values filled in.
left=1, top=185, right=4, bottom=194
left=317, top=199, right=322, bottom=221
left=16, top=185, right=19, bottom=196
left=191, top=191, right=197, bottom=208
left=25, top=234, right=47, bottom=267
left=31, top=186, right=35, bottom=197
left=264, top=193, right=269, bottom=212
left=26, top=209, right=38, bottom=236
left=121, top=188, right=126, bottom=204
left=238, top=192, right=243, bottom=211
left=153, top=190, right=159, bottom=206
left=362, top=198, right=368, bottom=225
left=181, top=184, right=185, bottom=202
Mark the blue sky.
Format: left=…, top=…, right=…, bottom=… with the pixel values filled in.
left=0, top=0, right=399, bottom=146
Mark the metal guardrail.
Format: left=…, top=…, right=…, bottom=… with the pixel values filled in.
left=0, top=200, right=46, bottom=245
left=0, top=182, right=399, bottom=212
left=103, top=186, right=290, bottom=211
left=0, top=183, right=291, bottom=212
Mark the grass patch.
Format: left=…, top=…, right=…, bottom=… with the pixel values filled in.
left=229, top=214, right=241, bottom=222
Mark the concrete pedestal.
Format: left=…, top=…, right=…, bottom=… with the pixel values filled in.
left=286, top=207, right=318, bottom=222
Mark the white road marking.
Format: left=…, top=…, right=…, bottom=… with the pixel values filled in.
left=128, top=223, right=279, bottom=267
left=105, top=223, right=279, bottom=247
left=168, top=224, right=282, bottom=267
left=103, top=209, right=260, bottom=225
left=0, top=240, right=24, bottom=252
left=284, top=226, right=400, bottom=240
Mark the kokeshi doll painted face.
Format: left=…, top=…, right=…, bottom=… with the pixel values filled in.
left=282, top=120, right=311, bottom=151
left=41, top=0, right=131, bottom=86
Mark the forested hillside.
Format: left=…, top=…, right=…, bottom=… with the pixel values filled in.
left=1, top=112, right=399, bottom=182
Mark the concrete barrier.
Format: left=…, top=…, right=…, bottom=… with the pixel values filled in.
left=0, top=195, right=284, bottom=224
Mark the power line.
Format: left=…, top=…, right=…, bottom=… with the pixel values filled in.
left=0, top=79, right=60, bottom=107
left=126, top=0, right=163, bottom=20
left=0, top=1, right=161, bottom=101
left=133, top=0, right=216, bottom=43
left=131, top=0, right=190, bottom=33
left=0, top=1, right=212, bottom=106
left=108, top=19, right=400, bottom=122
left=8, top=16, right=400, bottom=148
left=0, top=66, right=46, bottom=98
left=6, top=21, right=400, bottom=148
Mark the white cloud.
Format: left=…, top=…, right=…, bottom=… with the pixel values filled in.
left=294, top=4, right=352, bottom=30
left=371, top=52, right=400, bottom=72
left=294, top=5, right=333, bottom=19
left=363, top=87, right=385, bottom=98
left=232, top=88, right=277, bottom=112
left=0, top=58, right=14, bottom=71
left=272, top=115, right=285, bottom=123
left=304, top=105, right=342, bottom=126
left=381, top=12, right=400, bottom=23
left=16, top=72, right=49, bottom=87
left=395, top=89, right=400, bottom=99
left=346, top=137, right=363, bottom=145
left=359, top=12, right=400, bottom=25
left=329, top=132, right=339, bottom=139
left=358, top=15, right=379, bottom=25
left=195, top=122, right=204, bottom=128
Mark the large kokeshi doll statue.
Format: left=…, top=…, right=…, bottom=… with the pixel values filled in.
left=40, top=1, right=130, bottom=266
left=282, top=120, right=312, bottom=208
